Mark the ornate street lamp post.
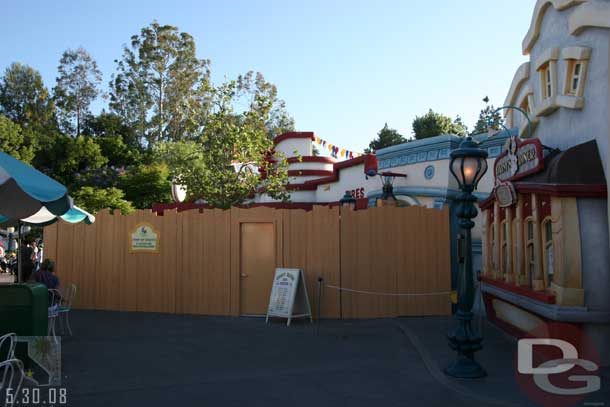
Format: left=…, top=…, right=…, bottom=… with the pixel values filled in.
left=445, top=136, right=488, bottom=379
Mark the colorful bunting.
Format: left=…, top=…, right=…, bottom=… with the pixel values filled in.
left=312, top=137, right=363, bottom=160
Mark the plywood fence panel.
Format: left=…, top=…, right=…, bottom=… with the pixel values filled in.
left=341, top=207, right=397, bottom=318
left=281, top=207, right=340, bottom=319
left=203, top=209, right=232, bottom=316
left=307, top=206, right=340, bottom=318
left=45, top=204, right=450, bottom=318
left=175, top=210, right=198, bottom=315
left=42, top=223, right=58, bottom=265
left=395, top=206, right=452, bottom=316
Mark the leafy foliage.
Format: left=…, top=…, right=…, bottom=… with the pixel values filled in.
left=109, top=21, right=211, bottom=146
left=72, top=186, right=134, bottom=214
left=0, top=115, right=34, bottom=163
left=156, top=80, right=290, bottom=209
left=472, top=105, right=504, bottom=135
left=412, top=109, right=467, bottom=140
left=366, top=123, right=405, bottom=153
left=53, top=136, right=108, bottom=185
left=236, top=71, right=295, bottom=138
left=53, top=48, right=103, bottom=136
left=0, top=63, right=55, bottom=129
left=0, top=20, right=296, bottom=214
left=117, top=164, right=173, bottom=208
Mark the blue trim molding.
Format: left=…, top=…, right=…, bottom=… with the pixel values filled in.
left=376, top=129, right=516, bottom=170
left=367, top=186, right=490, bottom=202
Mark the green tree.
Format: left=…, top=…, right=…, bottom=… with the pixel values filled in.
left=412, top=109, right=467, bottom=140
left=472, top=105, right=504, bottom=135
left=117, top=164, right=173, bottom=208
left=53, top=47, right=103, bottom=137
left=94, top=135, right=141, bottom=168
left=236, top=71, right=295, bottom=138
left=49, top=135, right=108, bottom=185
left=83, top=112, right=140, bottom=149
left=156, top=80, right=290, bottom=209
left=0, top=115, right=35, bottom=163
left=366, top=123, right=405, bottom=153
left=0, top=63, right=55, bottom=129
left=109, top=21, right=211, bottom=146
left=72, top=186, right=134, bottom=214
left=453, top=115, right=469, bottom=136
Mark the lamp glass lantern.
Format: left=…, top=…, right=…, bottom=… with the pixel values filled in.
left=449, top=138, right=488, bottom=191
left=340, top=191, right=356, bottom=210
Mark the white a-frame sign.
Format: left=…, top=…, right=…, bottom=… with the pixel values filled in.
left=266, top=268, right=313, bottom=326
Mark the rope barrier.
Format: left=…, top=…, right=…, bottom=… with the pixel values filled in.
left=325, top=285, right=452, bottom=297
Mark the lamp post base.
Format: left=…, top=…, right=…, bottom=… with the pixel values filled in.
left=444, top=355, right=487, bottom=379
left=445, top=310, right=487, bottom=379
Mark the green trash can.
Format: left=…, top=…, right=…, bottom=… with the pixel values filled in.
left=0, top=283, right=48, bottom=336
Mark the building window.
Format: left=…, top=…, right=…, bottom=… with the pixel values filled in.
left=571, top=62, right=581, bottom=92
left=501, top=221, right=508, bottom=277
left=534, top=48, right=559, bottom=110
left=526, top=218, right=535, bottom=287
left=520, top=95, right=530, bottom=116
left=545, top=67, right=552, bottom=98
left=512, top=219, right=518, bottom=277
left=491, top=224, right=496, bottom=270
left=564, top=59, right=587, bottom=97
left=560, top=47, right=591, bottom=99
left=540, top=64, right=553, bottom=99
left=543, top=218, right=554, bottom=287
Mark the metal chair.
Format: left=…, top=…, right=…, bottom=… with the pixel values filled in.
left=58, top=284, right=77, bottom=336
left=0, top=359, right=24, bottom=406
left=0, top=334, right=16, bottom=362
left=47, top=289, right=61, bottom=344
left=0, top=333, right=17, bottom=392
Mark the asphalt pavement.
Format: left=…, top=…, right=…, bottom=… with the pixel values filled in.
left=53, top=310, right=609, bottom=407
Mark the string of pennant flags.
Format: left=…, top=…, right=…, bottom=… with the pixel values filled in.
left=314, top=136, right=363, bottom=159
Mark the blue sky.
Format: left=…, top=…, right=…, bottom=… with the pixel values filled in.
left=1, top=0, right=534, bottom=154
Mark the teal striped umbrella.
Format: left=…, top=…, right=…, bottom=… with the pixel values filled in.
left=20, top=205, right=95, bottom=227
left=0, top=151, right=71, bottom=224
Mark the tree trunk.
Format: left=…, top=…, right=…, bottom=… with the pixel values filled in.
left=76, top=104, right=81, bottom=137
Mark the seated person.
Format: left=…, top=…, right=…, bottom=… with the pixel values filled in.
left=35, top=259, right=60, bottom=290
left=20, top=244, right=35, bottom=282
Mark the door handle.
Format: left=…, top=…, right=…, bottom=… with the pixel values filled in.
left=240, top=273, right=248, bottom=278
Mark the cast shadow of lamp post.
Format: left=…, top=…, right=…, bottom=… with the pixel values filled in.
left=445, top=136, right=488, bottom=379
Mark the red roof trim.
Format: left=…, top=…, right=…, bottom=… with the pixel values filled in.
left=273, top=132, right=315, bottom=144
left=286, top=183, right=318, bottom=191
left=288, top=169, right=334, bottom=177
left=153, top=200, right=370, bottom=213
left=287, top=156, right=337, bottom=164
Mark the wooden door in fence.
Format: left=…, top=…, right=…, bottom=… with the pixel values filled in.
left=43, top=205, right=451, bottom=318
left=239, top=222, right=276, bottom=315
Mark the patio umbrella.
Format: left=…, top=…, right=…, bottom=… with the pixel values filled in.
left=0, top=151, right=72, bottom=282
left=8, top=206, right=95, bottom=283
left=20, top=205, right=95, bottom=227
left=0, top=151, right=71, bottom=224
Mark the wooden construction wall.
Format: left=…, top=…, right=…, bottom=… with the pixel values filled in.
left=43, top=206, right=451, bottom=318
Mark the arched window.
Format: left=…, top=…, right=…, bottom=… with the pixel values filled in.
left=501, top=220, right=508, bottom=278
left=525, top=218, right=535, bottom=287
left=512, top=218, right=518, bottom=278
left=491, top=224, right=496, bottom=270
left=542, top=218, right=554, bottom=287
